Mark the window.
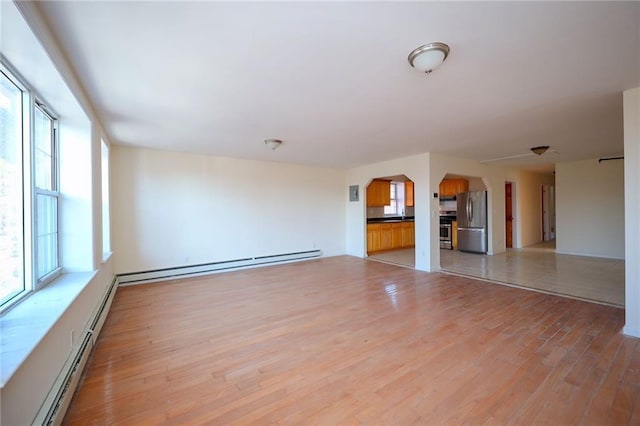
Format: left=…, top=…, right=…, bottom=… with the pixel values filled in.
left=384, top=183, right=398, bottom=215
left=101, top=139, right=110, bottom=257
left=0, top=69, right=25, bottom=305
left=0, top=64, right=60, bottom=308
left=34, top=105, right=60, bottom=285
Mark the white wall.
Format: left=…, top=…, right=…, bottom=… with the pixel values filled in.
left=346, top=154, right=430, bottom=270
left=468, top=177, right=486, bottom=191
left=1, top=2, right=115, bottom=424
left=556, top=159, right=625, bottom=259
left=112, top=147, right=346, bottom=273
left=624, top=87, right=640, bottom=337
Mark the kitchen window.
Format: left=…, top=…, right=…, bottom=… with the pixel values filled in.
left=384, top=183, right=399, bottom=215
left=0, top=63, right=60, bottom=309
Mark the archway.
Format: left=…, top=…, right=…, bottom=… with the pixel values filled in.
left=365, top=174, right=415, bottom=268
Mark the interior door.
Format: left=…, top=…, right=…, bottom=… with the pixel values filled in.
left=505, top=182, right=513, bottom=248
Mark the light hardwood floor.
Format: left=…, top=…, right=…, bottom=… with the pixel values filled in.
left=65, top=256, right=639, bottom=424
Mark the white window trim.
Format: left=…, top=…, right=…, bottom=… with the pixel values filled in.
left=33, top=103, right=61, bottom=289
left=0, top=62, right=61, bottom=311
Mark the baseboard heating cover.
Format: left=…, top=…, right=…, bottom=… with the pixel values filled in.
left=33, top=276, right=119, bottom=426
left=117, top=249, right=323, bottom=286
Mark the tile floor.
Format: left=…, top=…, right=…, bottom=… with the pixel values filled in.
left=368, top=241, right=625, bottom=307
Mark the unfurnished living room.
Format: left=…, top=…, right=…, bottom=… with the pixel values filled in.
left=1, top=1, right=639, bottom=424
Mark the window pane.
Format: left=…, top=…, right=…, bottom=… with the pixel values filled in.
left=101, top=140, right=110, bottom=255
left=34, top=106, right=53, bottom=190
left=384, top=183, right=398, bottom=215
left=36, top=193, right=58, bottom=279
left=0, top=71, right=25, bottom=304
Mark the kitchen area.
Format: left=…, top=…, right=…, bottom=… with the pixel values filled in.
left=439, top=175, right=488, bottom=254
left=365, top=174, right=487, bottom=268
left=366, top=176, right=415, bottom=267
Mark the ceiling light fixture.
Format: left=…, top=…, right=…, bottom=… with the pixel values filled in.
left=531, top=145, right=550, bottom=156
left=264, top=139, right=282, bottom=150
left=408, top=42, right=450, bottom=74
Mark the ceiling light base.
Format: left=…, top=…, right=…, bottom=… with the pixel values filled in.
left=531, top=145, right=550, bottom=156
left=265, top=139, right=283, bottom=150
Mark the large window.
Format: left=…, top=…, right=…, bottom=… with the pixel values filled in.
left=0, top=69, right=25, bottom=305
left=0, top=65, right=60, bottom=308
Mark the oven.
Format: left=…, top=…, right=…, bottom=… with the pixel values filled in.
left=440, top=215, right=455, bottom=249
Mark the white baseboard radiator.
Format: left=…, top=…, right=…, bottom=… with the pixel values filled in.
left=117, top=249, right=323, bottom=286
left=33, top=276, right=119, bottom=426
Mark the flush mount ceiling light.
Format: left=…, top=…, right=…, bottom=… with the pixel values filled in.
left=264, top=139, right=283, bottom=150
left=531, top=145, right=550, bottom=156
left=408, top=42, right=450, bottom=74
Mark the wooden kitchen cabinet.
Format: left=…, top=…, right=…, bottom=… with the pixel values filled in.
left=367, top=223, right=382, bottom=253
left=367, top=221, right=415, bottom=254
left=405, top=181, right=414, bottom=207
left=391, top=223, right=403, bottom=248
left=401, top=222, right=415, bottom=247
left=366, top=179, right=391, bottom=207
left=452, top=221, right=458, bottom=250
left=380, top=223, right=393, bottom=250
left=439, top=178, right=469, bottom=198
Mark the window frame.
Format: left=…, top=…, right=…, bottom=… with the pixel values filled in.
left=384, top=182, right=399, bottom=215
left=0, top=65, right=30, bottom=308
left=0, top=60, right=61, bottom=310
left=32, top=102, right=61, bottom=289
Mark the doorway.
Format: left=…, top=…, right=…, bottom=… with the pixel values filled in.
left=365, top=174, right=415, bottom=268
left=542, top=184, right=556, bottom=241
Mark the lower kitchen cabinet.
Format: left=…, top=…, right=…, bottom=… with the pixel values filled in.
left=380, top=223, right=393, bottom=250
left=367, top=222, right=415, bottom=254
left=401, top=222, right=415, bottom=247
left=367, top=223, right=382, bottom=253
left=391, top=223, right=403, bottom=248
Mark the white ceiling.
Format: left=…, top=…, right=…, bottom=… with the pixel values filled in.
left=34, top=1, right=639, bottom=170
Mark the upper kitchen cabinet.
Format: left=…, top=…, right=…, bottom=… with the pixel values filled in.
left=366, top=179, right=391, bottom=207
left=405, top=181, right=414, bottom=207
left=439, top=178, right=469, bottom=197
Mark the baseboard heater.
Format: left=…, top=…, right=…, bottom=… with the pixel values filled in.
left=33, top=276, right=119, bottom=426
left=117, top=249, right=322, bottom=286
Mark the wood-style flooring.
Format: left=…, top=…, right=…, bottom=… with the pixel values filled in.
left=65, top=256, right=640, bottom=424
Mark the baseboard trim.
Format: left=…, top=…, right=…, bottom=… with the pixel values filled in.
left=117, top=249, right=322, bottom=286
left=622, top=325, right=640, bottom=338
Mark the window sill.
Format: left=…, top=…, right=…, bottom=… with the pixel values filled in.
left=0, top=271, right=95, bottom=388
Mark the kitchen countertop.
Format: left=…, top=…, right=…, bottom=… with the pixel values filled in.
left=367, top=216, right=415, bottom=223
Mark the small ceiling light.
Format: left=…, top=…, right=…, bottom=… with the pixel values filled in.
left=264, top=139, right=282, bottom=150
left=531, top=145, right=550, bottom=156
left=408, top=42, right=450, bottom=74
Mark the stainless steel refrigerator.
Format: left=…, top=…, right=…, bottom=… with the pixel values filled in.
left=457, top=191, right=488, bottom=254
